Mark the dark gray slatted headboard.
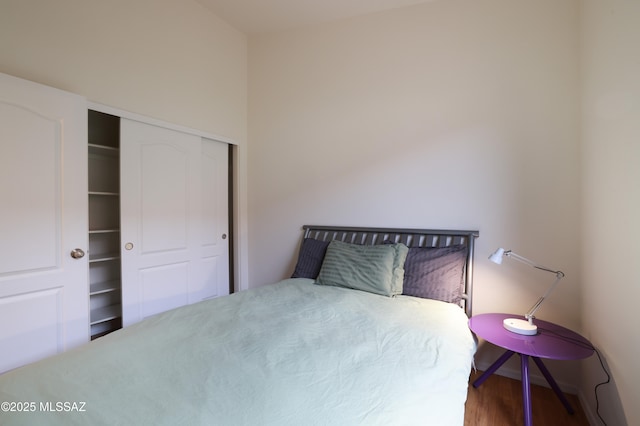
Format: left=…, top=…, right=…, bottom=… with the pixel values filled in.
left=302, top=225, right=479, bottom=317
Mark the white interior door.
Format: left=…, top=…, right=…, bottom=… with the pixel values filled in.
left=197, top=139, right=229, bottom=301
left=0, top=73, right=88, bottom=373
left=122, top=120, right=231, bottom=326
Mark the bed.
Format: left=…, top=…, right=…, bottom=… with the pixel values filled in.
left=0, top=225, right=479, bottom=425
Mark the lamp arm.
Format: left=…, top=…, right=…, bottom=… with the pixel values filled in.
left=524, top=271, right=565, bottom=323
left=504, top=251, right=565, bottom=323
left=490, top=248, right=568, bottom=330
left=505, top=251, right=560, bottom=274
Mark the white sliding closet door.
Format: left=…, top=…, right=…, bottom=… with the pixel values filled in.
left=198, top=139, right=229, bottom=301
left=120, top=120, right=229, bottom=326
left=121, top=119, right=200, bottom=325
left=0, top=73, right=89, bottom=373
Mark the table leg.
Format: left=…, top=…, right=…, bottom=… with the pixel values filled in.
left=521, top=354, right=533, bottom=426
left=532, top=357, right=575, bottom=414
left=472, top=350, right=515, bottom=388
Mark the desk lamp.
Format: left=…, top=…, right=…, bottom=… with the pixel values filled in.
left=489, top=248, right=565, bottom=335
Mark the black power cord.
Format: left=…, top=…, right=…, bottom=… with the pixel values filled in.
left=537, top=326, right=610, bottom=425
left=592, top=348, right=611, bottom=425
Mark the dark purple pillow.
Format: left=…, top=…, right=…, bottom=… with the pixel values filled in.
left=291, top=238, right=330, bottom=279
left=402, top=245, right=467, bottom=304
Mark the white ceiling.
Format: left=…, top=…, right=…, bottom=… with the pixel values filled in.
left=196, top=0, right=436, bottom=34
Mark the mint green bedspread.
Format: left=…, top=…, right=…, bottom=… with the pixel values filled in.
left=0, top=279, right=476, bottom=425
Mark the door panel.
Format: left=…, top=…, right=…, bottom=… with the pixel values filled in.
left=140, top=143, right=190, bottom=253
left=0, top=289, right=63, bottom=370
left=198, top=139, right=229, bottom=301
left=0, top=73, right=88, bottom=373
left=121, top=121, right=230, bottom=326
left=140, top=262, right=189, bottom=318
left=121, top=119, right=201, bottom=326
left=0, top=103, right=59, bottom=274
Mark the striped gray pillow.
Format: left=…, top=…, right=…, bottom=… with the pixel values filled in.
left=316, top=240, right=408, bottom=297
left=402, top=245, right=467, bottom=304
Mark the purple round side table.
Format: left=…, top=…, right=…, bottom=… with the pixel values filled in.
left=468, top=313, right=594, bottom=426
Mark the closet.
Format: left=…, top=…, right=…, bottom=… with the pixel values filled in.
left=88, top=111, right=231, bottom=331
left=0, top=72, right=231, bottom=372
left=88, top=111, right=122, bottom=339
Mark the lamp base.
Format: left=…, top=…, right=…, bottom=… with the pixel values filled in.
left=503, top=318, right=538, bottom=335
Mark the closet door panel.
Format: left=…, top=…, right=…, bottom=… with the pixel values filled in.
left=140, top=262, right=189, bottom=318
left=0, top=73, right=88, bottom=372
left=140, top=143, right=190, bottom=252
left=1, top=107, right=58, bottom=272
left=120, top=119, right=201, bottom=326
left=197, top=139, right=230, bottom=301
left=0, top=289, right=63, bottom=370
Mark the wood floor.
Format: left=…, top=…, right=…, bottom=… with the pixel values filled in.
left=464, top=370, right=590, bottom=426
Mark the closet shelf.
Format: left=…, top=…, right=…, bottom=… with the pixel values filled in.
left=90, top=280, right=121, bottom=296
left=89, top=228, right=120, bottom=234
left=89, top=143, right=119, bottom=157
left=90, top=304, right=122, bottom=325
left=89, top=253, right=121, bottom=263
left=89, top=191, right=119, bottom=196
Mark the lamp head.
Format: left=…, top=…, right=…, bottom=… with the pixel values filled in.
left=489, top=248, right=506, bottom=264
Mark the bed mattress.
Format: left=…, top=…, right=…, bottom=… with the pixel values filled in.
left=0, top=278, right=476, bottom=425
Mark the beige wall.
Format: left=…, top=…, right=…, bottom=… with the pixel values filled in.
left=0, top=0, right=247, bottom=142
left=580, top=1, right=640, bottom=425
left=249, top=0, right=581, bottom=386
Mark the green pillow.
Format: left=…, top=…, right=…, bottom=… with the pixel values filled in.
left=316, top=240, right=408, bottom=297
